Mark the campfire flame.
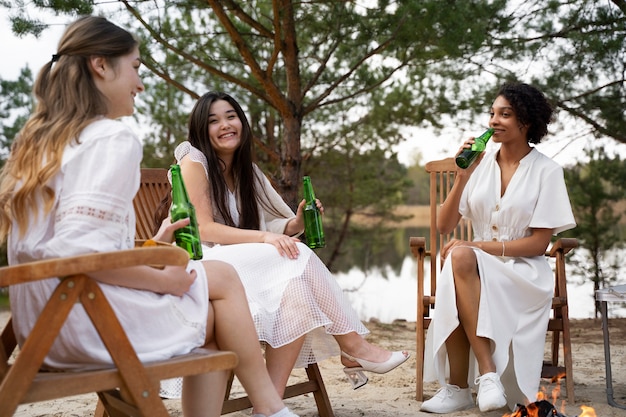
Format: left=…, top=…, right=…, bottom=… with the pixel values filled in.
left=502, top=375, right=596, bottom=417
left=502, top=400, right=596, bottom=417
left=578, top=405, right=596, bottom=417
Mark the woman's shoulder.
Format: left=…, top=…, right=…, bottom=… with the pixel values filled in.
left=526, top=148, right=563, bottom=172
left=70, top=118, right=141, bottom=155
left=175, top=141, right=209, bottom=177
left=81, top=118, right=136, bottom=139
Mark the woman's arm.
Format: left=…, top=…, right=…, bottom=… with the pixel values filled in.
left=180, top=158, right=267, bottom=243
left=89, top=264, right=196, bottom=297
left=180, top=158, right=301, bottom=257
left=441, top=228, right=554, bottom=260
left=438, top=143, right=485, bottom=234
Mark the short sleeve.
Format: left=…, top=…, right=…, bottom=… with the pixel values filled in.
left=529, top=164, right=576, bottom=235
left=175, top=141, right=209, bottom=178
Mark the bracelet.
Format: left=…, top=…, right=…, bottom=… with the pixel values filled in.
left=501, top=241, right=505, bottom=257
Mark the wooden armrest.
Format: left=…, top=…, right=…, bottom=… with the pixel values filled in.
left=0, top=246, right=189, bottom=287
left=548, top=238, right=578, bottom=257
left=135, top=239, right=174, bottom=248
left=409, top=237, right=426, bottom=258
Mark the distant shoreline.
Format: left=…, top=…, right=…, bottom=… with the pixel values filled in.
left=352, top=204, right=430, bottom=228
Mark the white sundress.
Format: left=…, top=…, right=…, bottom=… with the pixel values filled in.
left=9, top=119, right=210, bottom=370
left=423, top=148, right=576, bottom=410
left=159, top=142, right=370, bottom=398
left=175, top=141, right=369, bottom=362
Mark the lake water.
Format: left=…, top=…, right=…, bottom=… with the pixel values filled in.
left=335, top=255, right=626, bottom=323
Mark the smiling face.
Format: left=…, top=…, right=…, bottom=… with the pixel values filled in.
left=489, top=95, right=529, bottom=145
left=92, top=46, right=144, bottom=119
left=207, top=99, right=243, bottom=157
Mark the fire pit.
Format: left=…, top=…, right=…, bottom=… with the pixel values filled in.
left=507, top=400, right=596, bottom=417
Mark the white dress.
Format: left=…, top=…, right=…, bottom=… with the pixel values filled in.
left=423, top=148, right=576, bottom=410
left=175, top=142, right=369, bottom=366
left=9, top=119, right=209, bottom=370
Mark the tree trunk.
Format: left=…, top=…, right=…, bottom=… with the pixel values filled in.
left=278, top=114, right=303, bottom=211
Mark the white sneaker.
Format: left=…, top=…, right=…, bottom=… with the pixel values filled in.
left=252, top=407, right=299, bottom=417
left=475, top=372, right=507, bottom=412
left=420, top=384, right=474, bottom=413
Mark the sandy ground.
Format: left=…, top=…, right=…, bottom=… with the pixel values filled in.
left=6, top=315, right=626, bottom=417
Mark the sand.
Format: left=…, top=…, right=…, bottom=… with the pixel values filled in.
left=7, top=316, right=626, bottom=417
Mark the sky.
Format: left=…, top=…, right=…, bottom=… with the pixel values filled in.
left=1, top=12, right=625, bottom=167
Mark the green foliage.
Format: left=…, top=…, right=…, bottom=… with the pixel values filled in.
left=405, top=156, right=430, bottom=205
left=563, top=147, right=626, bottom=315
left=0, top=67, right=34, bottom=162
left=307, top=143, right=411, bottom=272
left=2, top=0, right=625, bottom=273
left=7, top=0, right=93, bottom=37
left=137, top=79, right=192, bottom=168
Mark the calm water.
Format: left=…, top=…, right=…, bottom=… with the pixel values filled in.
left=335, top=255, right=626, bottom=323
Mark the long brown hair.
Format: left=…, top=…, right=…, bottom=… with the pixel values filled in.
left=0, top=16, right=137, bottom=240
left=187, top=92, right=262, bottom=230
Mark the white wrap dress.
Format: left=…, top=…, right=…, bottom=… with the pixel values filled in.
left=9, top=119, right=210, bottom=370
left=423, top=148, right=576, bottom=409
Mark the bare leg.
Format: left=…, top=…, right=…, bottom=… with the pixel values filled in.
left=449, top=247, right=496, bottom=378
left=182, top=302, right=229, bottom=417
left=445, top=326, right=471, bottom=387
left=182, top=297, right=227, bottom=417
left=257, top=250, right=408, bottom=397
left=265, top=336, right=306, bottom=397
left=299, top=255, right=406, bottom=366
left=204, top=260, right=288, bottom=416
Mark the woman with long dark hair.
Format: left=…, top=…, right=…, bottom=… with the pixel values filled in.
left=170, top=91, right=410, bottom=398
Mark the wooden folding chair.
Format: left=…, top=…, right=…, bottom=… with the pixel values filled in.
left=133, top=167, right=335, bottom=417
left=409, top=157, right=578, bottom=403
left=0, top=245, right=238, bottom=417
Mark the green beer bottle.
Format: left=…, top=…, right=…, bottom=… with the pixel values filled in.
left=169, top=164, right=203, bottom=260
left=302, top=176, right=325, bottom=249
left=455, top=128, right=495, bottom=169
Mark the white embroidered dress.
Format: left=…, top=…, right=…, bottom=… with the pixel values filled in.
left=175, top=141, right=369, bottom=366
left=423, top=148, right=576, bottom=409
left=9, top=119, right=209, bottom=370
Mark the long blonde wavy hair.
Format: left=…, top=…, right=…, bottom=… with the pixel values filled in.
left=0, top=16, right=137, bottom=241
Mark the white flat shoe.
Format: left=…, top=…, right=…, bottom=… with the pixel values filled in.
left=341, top=350, right=410, bottom=389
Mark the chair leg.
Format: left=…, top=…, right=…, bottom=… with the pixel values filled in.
left=416, top=327, right=425, bottom=401
left=306, top=363, right=334, bottom=417
left=94, top=398, right=108, bottom=417
left=561, top=307, right=575, bottom=403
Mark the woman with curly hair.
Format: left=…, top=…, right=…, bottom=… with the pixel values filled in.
left=420, top=82, right=576, bottom=414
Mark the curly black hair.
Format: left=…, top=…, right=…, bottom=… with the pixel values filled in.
left=496, top=82, right=554, bottom=144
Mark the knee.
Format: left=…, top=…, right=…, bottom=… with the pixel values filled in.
left=203, top=260, right=245, bottom=295
left=449, top=247, right=478, bottom=278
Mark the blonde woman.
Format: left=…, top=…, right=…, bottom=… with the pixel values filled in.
left=0, top=16, right=296, bottom=417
